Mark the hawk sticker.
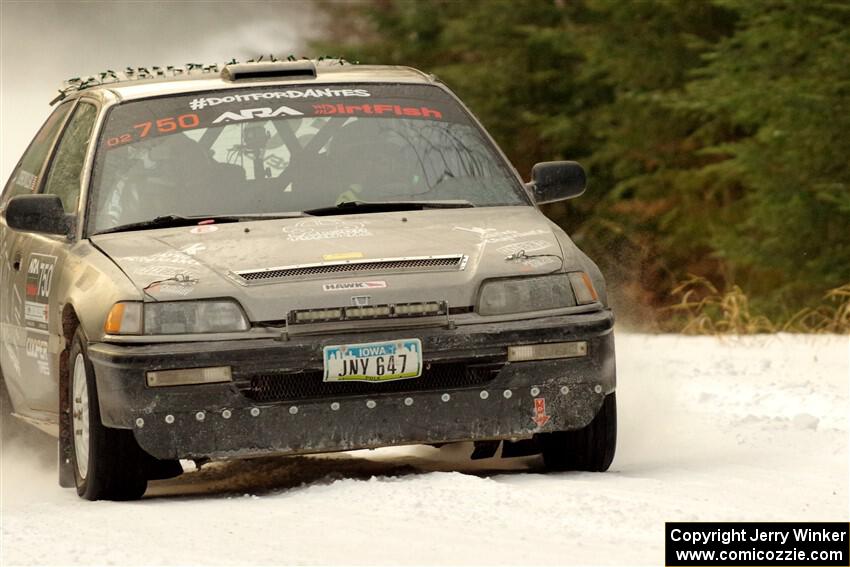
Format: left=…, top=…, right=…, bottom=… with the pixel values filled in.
left=322, top=281, right=387, bottom=292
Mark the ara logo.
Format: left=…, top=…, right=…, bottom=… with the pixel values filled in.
left=213, top=105, right=303, bottom=124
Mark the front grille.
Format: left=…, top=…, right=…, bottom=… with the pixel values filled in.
left=238, top=361, right=503, bottom=403
left=233, top=255, right=467, bottom=283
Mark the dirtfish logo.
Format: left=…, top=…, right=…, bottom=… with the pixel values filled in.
left=213, top=106, right=303, bottom=123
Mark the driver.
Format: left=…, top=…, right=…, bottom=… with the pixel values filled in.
left=325, top=118, right=425, bottom=204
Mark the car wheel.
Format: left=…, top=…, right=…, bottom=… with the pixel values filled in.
left=539, top=392, right=617, bottom=472
left=69, top=330, right=147, bottom=500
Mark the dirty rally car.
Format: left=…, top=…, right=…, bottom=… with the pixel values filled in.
left=0, top=60, right=616, bottom=500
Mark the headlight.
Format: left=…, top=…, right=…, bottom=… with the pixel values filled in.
left=144, top=300, right=249, bottom=334
left=476, top=272, right=600, bottom=316
left=105, top=300, right=249, bottom=335
left=477, top=274, right=576, bottom=316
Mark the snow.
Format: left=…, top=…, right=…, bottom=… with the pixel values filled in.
left=2, top=334, right=848, bottom=565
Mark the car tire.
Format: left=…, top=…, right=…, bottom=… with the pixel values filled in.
left=68, top=329, right=147, bottom=500
left=539, top=392, right=617, bottom=472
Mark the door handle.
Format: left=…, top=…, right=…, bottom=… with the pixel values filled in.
left=12, top=252, right=22, bottom=271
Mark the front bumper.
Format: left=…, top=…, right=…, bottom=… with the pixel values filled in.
left=87, top=309, right=615, bottom=460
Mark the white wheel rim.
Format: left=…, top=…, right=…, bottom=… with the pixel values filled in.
left=72, top=353, right=89, bottom=480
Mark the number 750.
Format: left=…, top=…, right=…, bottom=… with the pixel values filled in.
left=133, top=113, right=199, bottom=138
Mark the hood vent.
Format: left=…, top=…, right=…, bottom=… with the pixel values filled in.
left=232, top=254, right=468, bottom=284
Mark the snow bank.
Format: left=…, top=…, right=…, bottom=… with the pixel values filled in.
left=2, top=334, right=847, bottom=565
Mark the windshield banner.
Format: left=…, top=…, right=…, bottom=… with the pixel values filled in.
left=101, top=84, right=470, bottom=150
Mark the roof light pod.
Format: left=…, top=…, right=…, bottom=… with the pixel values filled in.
left=221, top=61, right=317, bottom=82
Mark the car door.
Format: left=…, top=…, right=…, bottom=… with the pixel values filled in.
left=0, top=101, right=74, bottom=411
left=19, top=99, right=100, bottom=412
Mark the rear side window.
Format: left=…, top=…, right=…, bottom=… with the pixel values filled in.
left=42, top=102, right=98, bottom=213
left=1, top=101, right=73, bottom=204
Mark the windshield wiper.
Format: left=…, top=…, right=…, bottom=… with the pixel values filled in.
left=94, top=213, right=307, bottom=235
left=303, top=200, right=474, bottom=217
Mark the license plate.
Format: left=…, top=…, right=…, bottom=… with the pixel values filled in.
left=323, top=339, right=422, bottom=382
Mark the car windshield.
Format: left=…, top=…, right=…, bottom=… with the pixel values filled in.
left=88, top=83, right=528, bottom=233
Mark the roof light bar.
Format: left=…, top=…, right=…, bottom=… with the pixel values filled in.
left=50, top=56, right=350, bottom=105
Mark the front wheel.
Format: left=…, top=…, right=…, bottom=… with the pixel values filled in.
left=539, top=392, right=617, bottom=472
left=69, top=330, right=147, bottom=500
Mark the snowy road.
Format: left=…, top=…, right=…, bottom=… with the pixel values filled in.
left=2, top=334, right=847, bottom=565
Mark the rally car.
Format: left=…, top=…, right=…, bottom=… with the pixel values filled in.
left=0, top=60, right=616, bottom=500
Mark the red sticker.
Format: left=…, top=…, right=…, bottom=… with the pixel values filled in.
left=533, top=397, right=550, bottom=428
left=312, top=103, right=442, bottom=119
left=190, top=225, right=218, bottom=234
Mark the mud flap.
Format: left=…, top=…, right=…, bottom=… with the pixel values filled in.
left=58, top=443, right=75, bottom=487
left=143, top=454, right=183, bottom=481
left=58, top=394, right=75, bottom=488
left=470, top=440, right=500, bottom=460
left=502, top=438, right=540, bottom=458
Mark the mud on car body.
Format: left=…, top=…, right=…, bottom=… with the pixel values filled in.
left=0, top=60, right=616, bottom=500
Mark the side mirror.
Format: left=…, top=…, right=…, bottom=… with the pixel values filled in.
left=529, top=161, right=586, bottom=204
left=3, top=194, right=73, bottom=236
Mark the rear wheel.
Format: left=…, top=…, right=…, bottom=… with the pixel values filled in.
left=539, top=392, right=617, bottom=472
left=69, top=330, right=147, bottom=500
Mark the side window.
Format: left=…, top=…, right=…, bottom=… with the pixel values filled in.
left=1, top=102, right=73, bottom=205
left=42, top=102, right=98, bottom=213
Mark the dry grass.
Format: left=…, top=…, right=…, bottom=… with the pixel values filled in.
left=783, top=283, right=850, bottom=333
left=666, top=276, right=850, bottom=334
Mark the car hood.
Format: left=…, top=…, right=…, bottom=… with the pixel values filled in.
left=90, top=206, right=583, bottom=322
